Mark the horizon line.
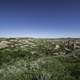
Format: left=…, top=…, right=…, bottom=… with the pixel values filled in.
left=0, top=36, right=80, bottom=39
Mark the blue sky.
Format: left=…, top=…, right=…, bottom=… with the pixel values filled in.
left=0, top=0, right=80, bottom=38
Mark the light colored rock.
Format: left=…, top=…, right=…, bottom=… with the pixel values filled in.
left=55, top=44, right=60, bottom=49
left=0, top=41, right=9, bottom=48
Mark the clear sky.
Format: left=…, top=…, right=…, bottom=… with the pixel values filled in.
left=0, top=0, right=80, bottom=38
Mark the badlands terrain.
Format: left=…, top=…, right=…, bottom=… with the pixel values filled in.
left=0, top=38, right=80, bottom=80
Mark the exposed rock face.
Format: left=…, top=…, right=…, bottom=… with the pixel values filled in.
left=0, top=41, right=9, bottom=48
left=55, top=45, right=60, bottom=49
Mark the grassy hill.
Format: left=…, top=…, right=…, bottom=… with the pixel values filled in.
left=0, top=38, right=80, bottom=80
